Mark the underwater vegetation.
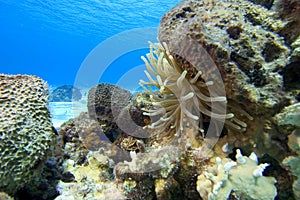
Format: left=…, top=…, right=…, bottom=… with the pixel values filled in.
left=0, top=0, right=299, bottom=199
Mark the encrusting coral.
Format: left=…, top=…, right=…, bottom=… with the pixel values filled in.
left=140, top=41, right=249, bottom=138
left=196, top=149, right=277, bottom=200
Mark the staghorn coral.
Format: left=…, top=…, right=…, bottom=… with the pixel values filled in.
left=140, top=42, right=248, bottom=138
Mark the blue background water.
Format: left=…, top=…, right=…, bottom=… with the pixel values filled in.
left=0, top=0, right=180, bottom=87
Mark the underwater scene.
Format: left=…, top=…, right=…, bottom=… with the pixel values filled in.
left=0, top=0, right=299, bottom=199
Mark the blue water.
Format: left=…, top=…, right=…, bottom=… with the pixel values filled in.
left=0, top=0, right=180, bottom=87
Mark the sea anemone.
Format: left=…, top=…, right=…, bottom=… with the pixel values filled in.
left=140, top=42, right=248, bottom=138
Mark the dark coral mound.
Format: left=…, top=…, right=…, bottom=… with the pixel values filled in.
left=87, top=83, right=132, bottom=142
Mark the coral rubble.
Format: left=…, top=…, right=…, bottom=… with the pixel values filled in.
left=55, top=151, right=123, bottom=200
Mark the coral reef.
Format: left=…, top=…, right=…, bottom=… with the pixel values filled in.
left=57, top=93, right=201, bottom=199
left=274, top=102, right=300, bottom=128
left=54, top=112, right=123, bottom=199
left=56, top=39, right=297, bottom=200
left=114, top=147, right=181, bottom=200
left=10, top=1, right=300, bottom=199
left=50, top=85, right=82, bottom=102
left=58, top=115, right=90, bottom=165
left=0, top=74, right=56, bottom=195
left=250, top=0, right=274, bottom=8
left=154, top=0, right=299, bottom=198
left=121, top=91, right=151, bottom=128
left=280, top=36, right=300, bottom=91
left=17, top=156, right=63, bottom=200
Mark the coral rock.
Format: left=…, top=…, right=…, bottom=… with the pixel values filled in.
left=158, top=0, right=291, bottom=116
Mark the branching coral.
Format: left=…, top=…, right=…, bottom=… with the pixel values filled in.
left=140, top=42, right=248, bottom=138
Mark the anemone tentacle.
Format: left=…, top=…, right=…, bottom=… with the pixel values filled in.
left=140, top=41, right=246, bottom=137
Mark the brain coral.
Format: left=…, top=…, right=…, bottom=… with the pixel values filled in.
left=0, top=74, right=55, bottom=194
